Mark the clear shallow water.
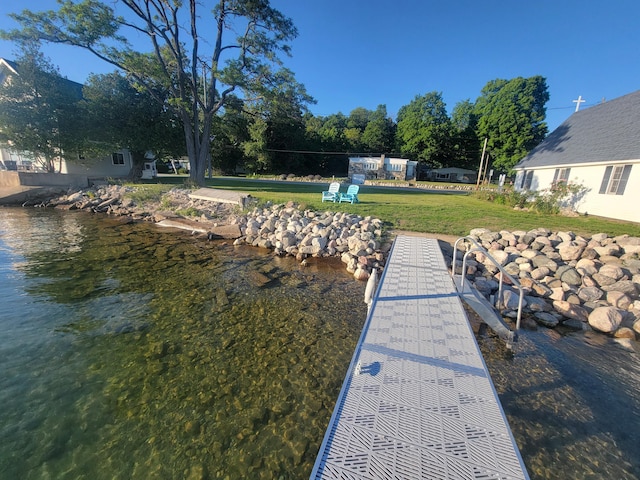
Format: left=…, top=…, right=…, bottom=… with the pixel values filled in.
left=1, top=208, right=639, bottom=479
left=476, top=320, right=640, bottom=479
left=0, top=208, right=367, bottom=479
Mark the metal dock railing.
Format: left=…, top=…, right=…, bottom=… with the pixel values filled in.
left=311, top=235, right=529, bottom=479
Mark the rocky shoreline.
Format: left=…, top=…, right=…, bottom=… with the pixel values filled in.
left=44, top=185, right=388, bottom=282
left=18, top=184, right=640, bottom=348
left=458, top=228, right=640, bottom=349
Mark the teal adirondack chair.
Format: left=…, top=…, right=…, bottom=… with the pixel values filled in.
left=322, top=182, right=341, bottom=202
left=339, top=184, right=359, bottom=204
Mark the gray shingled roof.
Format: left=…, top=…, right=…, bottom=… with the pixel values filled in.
left=515, top=89, right=640, bottom=169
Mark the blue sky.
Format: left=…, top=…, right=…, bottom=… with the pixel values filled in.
left=1, top=0, right=639, bottom=132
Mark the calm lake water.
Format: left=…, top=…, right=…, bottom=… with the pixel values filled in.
left=1, top=207, right=639, bottom=479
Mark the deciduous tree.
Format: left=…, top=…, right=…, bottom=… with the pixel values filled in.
left=450, top=99, right=480, bottom=170
left=82, top=71, right=185, bottom=171
left=2, top=0, right=301, bottom=185
left=473, top=76, right=549, bottom=172
left=395, top=92, right=453, bottom=168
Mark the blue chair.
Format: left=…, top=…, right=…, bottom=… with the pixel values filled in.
left=339, top=184, right=359, bottom=204
left=322, top=182, right=341, bottom=202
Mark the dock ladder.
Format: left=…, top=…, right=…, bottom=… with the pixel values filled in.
left=451, top=236, right=525, bottom=348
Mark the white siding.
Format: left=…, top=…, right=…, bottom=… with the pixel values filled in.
left=516, top=162, right=640, bottom=223
left=61, top=150, right=133, bottom=178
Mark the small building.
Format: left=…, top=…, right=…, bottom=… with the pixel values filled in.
left=348, top=155, right=417, bottom=182
left=514, top=90, right=640, bottom=223
left=425, top=167, right=477, bottom=183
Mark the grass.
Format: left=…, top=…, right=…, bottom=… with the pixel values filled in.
left=135, top=176, right=640, bottom=238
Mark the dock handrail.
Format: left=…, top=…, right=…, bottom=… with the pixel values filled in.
left=452, top=236, right=525, bottom=331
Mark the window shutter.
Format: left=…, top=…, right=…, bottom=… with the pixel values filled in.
left=616, top=165, right=632, bottom=195
left=599, top=166, right=612, bottom=194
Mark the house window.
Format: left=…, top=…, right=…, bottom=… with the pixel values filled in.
left=387, top=163, right=402, bottom=172
left=112, top=153, right=125, bottom=165
left=520, top=170, right=533, bottom=190
left=363, top=162, right=377, bottom=170
left=552, top=168, right=570, bottom=184
left=599, top=165, right=632, bottom=195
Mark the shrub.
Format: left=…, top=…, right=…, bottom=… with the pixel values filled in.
left=476, top=182, right=587, bottom=215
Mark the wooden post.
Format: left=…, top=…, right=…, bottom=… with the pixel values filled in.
left=476, top=138, right=488, bottom=190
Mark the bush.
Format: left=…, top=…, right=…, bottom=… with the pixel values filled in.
left=475, top=182, right=587, bottom=215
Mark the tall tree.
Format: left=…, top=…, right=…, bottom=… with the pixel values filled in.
left=362, top=104, right=395, bottom=154
left=82, top=71, right=185, bottom=170
left=395, top=92, right=453, bottom=168
left=473, top=76, right=549, bottom=172
left=241, top=68, right=314, bottom=174
left=2, top=0, right=301, bottom=185
left=450, top=99, right=480, bottom=170
left=0, top=45, right=87, bottom=172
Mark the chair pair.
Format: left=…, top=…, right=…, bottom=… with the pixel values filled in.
left=321, top=183, right=360, bottom=204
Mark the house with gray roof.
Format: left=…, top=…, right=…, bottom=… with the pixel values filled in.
left=513, top=90, right=640, bottom=223
left=0, top=57, right=136, bottom=181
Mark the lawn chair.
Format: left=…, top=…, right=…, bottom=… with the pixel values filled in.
left=321, top=182, right=341, bottom=202
left=339, top=184, right=359, bottom=204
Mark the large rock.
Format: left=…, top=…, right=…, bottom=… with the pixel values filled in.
left=598, top=264, right=625, bottom=281
left=578, top=286, right=604, bottom=302
left=600, top=280, right=638, bottom=296
left=575, top=258, right=599, bottom=276
left=531, top=255, right=558, bottom=271
left=558, top=242, right=585, bottom=261
left=488, top=249, right=510, bottom=266
left=617, top=236, right=640, bottom=255
left=525, top=295, right=551, bottom=312
left=607, top=291, right=632, bottom=309
left=593, top=244, right=622, bottom=257
left=534, top=312, right=560, bottom=328
left=588, top=306, right=623, bottom=333
left=556, top=265, right=582, bottom=286
left=592, top=272, right=618, bottom=287
left=553, top=300, right=589, bottom=322
left=530, top=266, right=550, bottom=280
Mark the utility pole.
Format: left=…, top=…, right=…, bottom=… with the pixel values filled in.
left=476, top=137, right=488, bottom=190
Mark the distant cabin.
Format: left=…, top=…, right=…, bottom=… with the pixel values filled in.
left=514, top=90, right=640, bottom=223
left=348, top=156, right=417, bottom=182
left=425, top=167, right=477, bottom=183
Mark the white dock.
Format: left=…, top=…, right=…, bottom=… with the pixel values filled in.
left=311, top=235, right=529, bottom=479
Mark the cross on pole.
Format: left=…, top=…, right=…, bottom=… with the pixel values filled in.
left=573, top=95, right=585, bottom=112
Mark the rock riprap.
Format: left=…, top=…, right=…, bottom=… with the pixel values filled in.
left=47, top=186, right=387, bottom=282
left=456, top=228, right=640, bottom=342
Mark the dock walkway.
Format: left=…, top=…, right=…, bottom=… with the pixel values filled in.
left=311, top=235, right=529, bottom=479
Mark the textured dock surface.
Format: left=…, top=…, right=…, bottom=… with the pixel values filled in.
left=311, top=235, right=529, bottom=479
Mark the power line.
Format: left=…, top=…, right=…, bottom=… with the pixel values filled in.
left=266, top=148, right=393, bottom=156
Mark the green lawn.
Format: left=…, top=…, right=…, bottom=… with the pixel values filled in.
left=140, top=176, right=640, bottom=238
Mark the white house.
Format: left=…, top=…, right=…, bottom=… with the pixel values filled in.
left=514, top=90, right=640, bottom=223
left=0, top=57, right=138, bottom=180
left=348, top=155, right=417, bottom=182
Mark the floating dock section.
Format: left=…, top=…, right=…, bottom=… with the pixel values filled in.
left=311, top=235, right=529, bottom=479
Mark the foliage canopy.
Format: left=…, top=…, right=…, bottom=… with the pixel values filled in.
left=2, top=0, right=304, bottom=184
